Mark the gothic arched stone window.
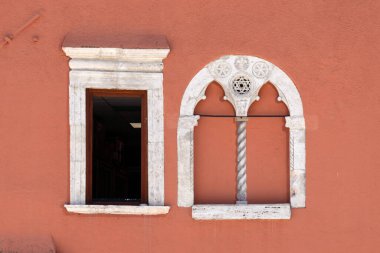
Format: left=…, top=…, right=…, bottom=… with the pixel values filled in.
left=177, top=55, right=305, bottom=220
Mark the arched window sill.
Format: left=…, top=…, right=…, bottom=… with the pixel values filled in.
left=192, top=204, right=290, bottom=220
left=64, top=204, right=170, bottom=215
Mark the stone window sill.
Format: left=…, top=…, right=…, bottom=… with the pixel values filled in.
left=192, top=204, right=291, bottom=220
left=64, top=204, right=170, bottom=215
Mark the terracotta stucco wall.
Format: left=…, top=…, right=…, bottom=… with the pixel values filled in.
left=0, top=1, right=379, bottom=252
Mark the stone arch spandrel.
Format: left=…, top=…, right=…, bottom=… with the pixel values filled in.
left=179, top=68, right=215, bottom=116
left=268, top=66, right=304, bottom=117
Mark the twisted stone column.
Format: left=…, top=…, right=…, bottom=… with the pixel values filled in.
left=236, top=118, right=248, bottom=204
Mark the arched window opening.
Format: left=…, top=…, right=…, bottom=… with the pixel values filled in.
left=194, top=82, right=236, bottom=204
left=246, top=83, right=290, bottom=204
left=178, top=55, right=305, bottom=220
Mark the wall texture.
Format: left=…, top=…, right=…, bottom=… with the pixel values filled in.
left=0, top=0, right=379, bottom=252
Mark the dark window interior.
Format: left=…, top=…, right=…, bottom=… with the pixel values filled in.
left=89, top=91, right=145, bottom=204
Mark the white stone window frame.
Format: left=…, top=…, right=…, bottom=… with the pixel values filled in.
left=178, top=55, right=305, bottom=220
left=63, top=44, right=170, bottom=215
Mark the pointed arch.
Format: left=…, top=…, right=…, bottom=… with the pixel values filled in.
left=248, top=82, right=290, bottom=116
left=194, top=81, right=236, bottom=115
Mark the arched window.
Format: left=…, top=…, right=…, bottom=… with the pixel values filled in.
left=177, top=55, right=306, bottom=220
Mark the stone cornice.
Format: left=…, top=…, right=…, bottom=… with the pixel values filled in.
left=63, top=47, right=170, bottom=63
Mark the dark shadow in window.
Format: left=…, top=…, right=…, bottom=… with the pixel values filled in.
left=90, top=93, right=145, bottom=204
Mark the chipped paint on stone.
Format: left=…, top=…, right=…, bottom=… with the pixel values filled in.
left=192, top=204, right=291, bottom=220
left=65, top=205, right=170, bottom=215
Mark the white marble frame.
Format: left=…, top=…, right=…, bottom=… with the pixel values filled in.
left=63, top=46, right=170, bottom=215
left=177, top=55, right=306, bottom=220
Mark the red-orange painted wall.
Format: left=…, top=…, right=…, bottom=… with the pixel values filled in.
left=0, top=1, right=379, bottom=252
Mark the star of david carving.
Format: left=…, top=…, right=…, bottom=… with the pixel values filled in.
left=232, top=76, right=252, bottom=95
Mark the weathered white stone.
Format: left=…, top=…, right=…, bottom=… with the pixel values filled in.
left=192, top=204, right=291, bottom=220
left=63, top=47, right=170, bottom=63
left=290, top=130, right=306, bottom=171
left=64, top=38, right=170, bottom=213
left=64, top=205, right=170, bottom=215
left=148, top=89, right=164, bottom=143
left=286, top=116, right=306, bottom=207
left=179, top=68, right=214, bottom=116
left=177, top=115, right=200, bottom=207
left=290, top=170, right=306, bottom=207
left=178, top=115, right=200, bottom=129
left=69, top=59, right=163, bottom=73
left=268, top=66, right=304, bottom=116
left=148, top=140, right=164, bottom=205
left=69, top=71, right=163, bottom=89
left=177, top=55, right=306, bottom=218
left=285, top=116, right=306, bottom=130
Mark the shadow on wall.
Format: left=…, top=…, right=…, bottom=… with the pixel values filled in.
left=0, top=235, right=55, bottom=253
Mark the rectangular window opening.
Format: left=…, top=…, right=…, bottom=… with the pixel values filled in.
left=86, top=89, right=147, bottom=205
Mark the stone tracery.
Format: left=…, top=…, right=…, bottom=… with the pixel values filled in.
left=178, top=55, right=306, bottom=220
